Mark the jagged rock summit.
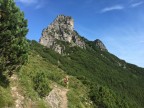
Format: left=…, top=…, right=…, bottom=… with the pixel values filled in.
left=39, top=15, right=85, bottom=54
left=39, top=15, right=107, bottom=54
left=94, top=39, right=107, bottom=51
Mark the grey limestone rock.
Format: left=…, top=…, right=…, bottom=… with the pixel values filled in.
left=94, top=39, right=107, bottom=51
left=39, top=15, right=85, bottom=54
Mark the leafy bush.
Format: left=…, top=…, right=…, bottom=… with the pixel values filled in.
left=89, top=85, right=130, bottom=108
left=33, top=72, right=51, bottom=97
left=0, top=86, right=14, bottom=107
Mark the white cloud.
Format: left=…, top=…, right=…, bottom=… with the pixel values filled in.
left=101, top=5, right=124, bottom=13
left=15, top=0, right=38, bottom=5
left=15, top=0, right=46, bottom=9
left=131, top=1, right=144, bottom=7
left=129, top=0, right=135, bottom=3
left=85, top=0, right=94, bottom=4
left=139, top=40, right=144, bottom=43
left=35, top=4, right=43, bottom=9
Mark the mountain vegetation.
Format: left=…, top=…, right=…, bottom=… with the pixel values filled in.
left=0, top=0, right=144, bottom=108
left=0, top=0, right=29, bottom=76
left=0, top=0, right=28, bottom=107
left=29, top=40, right=144, bottom=108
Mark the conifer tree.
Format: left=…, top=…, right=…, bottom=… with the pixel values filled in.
left=0, top=0, right=29, bottom=76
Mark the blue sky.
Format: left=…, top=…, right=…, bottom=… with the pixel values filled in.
left=15, top=0, right=144, bottom=67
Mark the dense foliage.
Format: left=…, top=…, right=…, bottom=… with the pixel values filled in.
left=0, top=0, right=28, bottom=76
left=33, top=71, right=51, bottom=97
left=30, top=40, right=144, bottom=108
left=0, top=1, right=28, bottom=107
left=18, top=51, right=66, bottom=107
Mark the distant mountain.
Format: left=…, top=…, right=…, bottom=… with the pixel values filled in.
left=39, top=15, right=85, bottom=54
left=37, top=15, right=144, bottom=107
left=39, top=15, right=107, bottom=54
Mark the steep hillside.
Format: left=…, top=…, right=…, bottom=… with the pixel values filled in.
left=37, top=15, right=144, bottom=108
left=31, top=39, right=144, bottom=108
left=0, top=45, right=93, bottom=107
left=17, top=46, right=94, bottom=108
left=1, top=35, right=144, bottom=108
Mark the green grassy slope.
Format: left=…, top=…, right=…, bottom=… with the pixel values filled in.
left=1, top=39, right=144, bottom=108
left=30, top=40, right=144, bottom=108
left=18, top=48, right=93, bottom=107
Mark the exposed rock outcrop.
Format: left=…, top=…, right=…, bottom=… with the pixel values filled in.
left=45, top=85, right=68, bottom=108
left=94, top=39, right=107, bottom=51
left=39, top=15, right=85, bottom=54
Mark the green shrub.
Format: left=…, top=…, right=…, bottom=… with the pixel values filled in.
left=33, top=72, right=51, bottom=97
left=0, top=86, right=14, bottom=107
left=89, top=85, right=130, bottom=108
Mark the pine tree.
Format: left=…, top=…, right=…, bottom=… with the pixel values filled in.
left=0, top=0, right=29, bottom=76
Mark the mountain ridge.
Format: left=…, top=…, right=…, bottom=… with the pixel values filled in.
left=36, top=14, right=144, bottom=107
left=39, top=15, right=107, bottom=54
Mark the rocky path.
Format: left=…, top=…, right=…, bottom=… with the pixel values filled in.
left=10, top=75, right=69, bottom=108
left=10, top=74, right=24, bottom=108
left=45, top=85, right=68, bottom=108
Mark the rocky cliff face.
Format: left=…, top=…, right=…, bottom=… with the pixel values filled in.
left=39, top=15, right=85, bottom=54
left=94, top=39, right=107, bottom=51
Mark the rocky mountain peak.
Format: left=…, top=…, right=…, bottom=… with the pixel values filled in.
left=39, top=15, right=85, bottom=54
left=54, top=15, right=74, bottom=31
left=94, top=39, right=107, bottom=51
